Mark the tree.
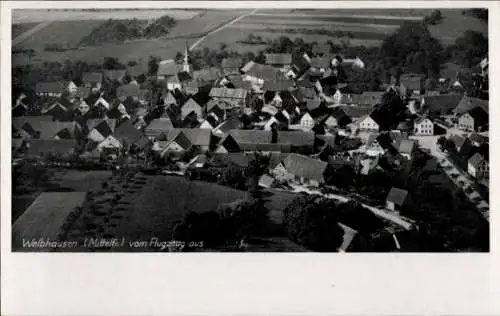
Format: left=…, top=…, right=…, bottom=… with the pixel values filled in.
left=437, top=136, right=447, bottom=150
left=148, top=56, right=159, bottom=76
left=174, top=52, right=183, bottom=63
left=447, top=30, right=488, bottom=68
left=103, top=56, right=124, bottom=70
left=424, top=10, right=443, bottom=25
left=444, top=139, right=457, bottom=154
left=424, top=77, right=438, bottom=91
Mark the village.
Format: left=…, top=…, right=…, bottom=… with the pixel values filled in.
left=12, top=36, right=490, bottom=252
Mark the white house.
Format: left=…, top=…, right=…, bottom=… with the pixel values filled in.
left=332, top=89, right=343, bottom=105
left=358, top=115, right=380, bottom=132
left=97, top=135, right=122, bottom=152
left=66, top=81, right=79, bottom=94
left=94, top=96, right=111, bottom=111
left=365, top=134, right=385, bottom=157
left=413, top=117, right=434, bottom=136
left=468, top=153, right=489, bottom=180
left=299, top=113, right=315, bottom=130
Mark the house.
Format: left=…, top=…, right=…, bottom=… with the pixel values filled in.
left=469, top=133, right=488, bottom=147
left=386, top=187, right=411, bottom=212
left=66, top=80, right=80, bottom=94
left=126, top=63, right=148, bottom=80
left=263, top=79, right=294, bottom=93
left=157, top=60, right=182, bottom=80
left=35, top=82, right=65, bottom=97
left=272, top=153, right=328, bottom=187
left=192, top=67, right=222, bottom=85
left=221, top=57, right=242, bottom=75
left=337, top=223, right=362, bottom=252
left=309, top=56, right=333, bottom=72
left=453, top=96, right=489, bottom=116
left=73, top=87, right=91, bottom=101
left=264, top=111, right=289, bottom=131
left=97, top=135, right=122, bottom=152
left=82, top=72, right=103, bottom=92
left=449, top=134, right=473, bottom=157
left=199, top=116, right=218, bottom=130
left=286, top=54, right=311, bottom=79
left=218, top=130, right=290, bottom=154
left=399, top=74, right=423, bottom=97
left=395, top=139, right=416, bottom=159
left=242, top=62, right=285, bottom=86
left=458, top=107, right=488, bottom=132
left=311, top=43, right=331, bottom=56
left=144, top=118, right=175, bottom=139
left=209, top=87, right=248, bottom=109
left=258, top=174, right=276, bottom=188
left=87, top=118, right=116, bottom=143
left=299, top=113, right=315, bottom=130
left=420, top=94, right=463, bottom=116
left=324, top=108, right=351, bottom=128
left=181, top=98, right=203, bottom=121
left=468, top=153, right=489, bottom=180
left=277, top=131, right=315, bottom=151
left=340, top=57, right=365, bottom=69
left=166, top=74, right=183, bottom=91
left=358, top=115, right=380, bottom=132
left=161, top=128, right=212, bottom=152
left=40, top=99, right=72, bottom=121
left=365, top=134, right=385, bottom=157
left=160, top=130, right=192, bottom=155
left=103, top=69, right=127, bottom=83
left=265, top=53, right=292, bottom=69
left=13, top=117, right=75, bottom=140
left=413, top=116, right=434, bottom=136
left=162, top=91, right=177, bottom=106
left=114, top=120, right=142, bottom=148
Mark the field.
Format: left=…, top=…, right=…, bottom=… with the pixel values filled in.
left=12, top=192, right=87, bottom=251
left=196, top=9, right=487, bottom=52
left=12, top=9, right=202, bottom=23
left=11, top=22, right=39, bottom=38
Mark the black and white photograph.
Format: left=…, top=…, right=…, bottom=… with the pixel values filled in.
left=10, top=5, right=490, bottom=253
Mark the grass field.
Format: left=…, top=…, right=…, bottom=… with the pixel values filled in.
left=12, top=23, right=39, bottom=38
left=14, top=20, right=107, bottom=50
left=12, top=192, right=87, bottom=251
left=12, top=9, right=202, bottom=23
left=51, top=170, right=113, bottom=192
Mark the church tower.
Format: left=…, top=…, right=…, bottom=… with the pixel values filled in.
left=183, top=41, right=191, bottom=73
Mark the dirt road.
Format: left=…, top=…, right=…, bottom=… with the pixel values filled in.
left=189, top=8, right=258, bottom=50
left=12, top=22, right=52, bottom=46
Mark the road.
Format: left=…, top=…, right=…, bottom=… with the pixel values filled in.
left=412, top=135, right=490, bottom=221
left=277, top=184, right=415, bottom=230
left=12, top=22, right=52, bottom=46
left=189, top=8, right=258, bottom=50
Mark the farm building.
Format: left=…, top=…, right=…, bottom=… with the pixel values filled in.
left=453, top=96, right=489, bottom=116
left=413, top=116, right=434, bottom=136
left=395, top=139, right=416, bottom=159
left=265, top=53, right=292, bottom=69
left=242, top=62, right=285, bottom=86
left=35, top=82, right=65, bottom=97
left=181, top=98, right=203, bottom=121
left=103, top=69, right=127, bottom=83
left=468, top=153, right=489, bottom=180
left=209, top=87, right=248, bottom=109
left=87, top=118, right=116, bottom=143
left=458, top=107, right=489, bottom=132
left=385, top=187, right=411, bottom=212
left=258, top=174, right=276, bottom=188
left=221, top=57, right=242, bottom=75
left=420, top=94, right=463, bottom=116
left=82, top=72, right=103, bottom=92
left=157, top=60, right=182, bottom=80
left=160, top=130, right=192, bottom=155
left=399, top=74, right=423, bottom=97
left=12, top=192, right=87, bottom=251
left=272, top=153, right=328, bottom=187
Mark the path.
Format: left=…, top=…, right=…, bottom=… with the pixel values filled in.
left=189, top=8, right=258, bottom=50
left=12, top=22, right=52, bottom=46
left=276, top=184, right=415, bottom=230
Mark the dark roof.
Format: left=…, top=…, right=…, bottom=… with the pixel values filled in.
left=13, top=117, right=75, bottom=140
left=243, top=63, right=285, bottom=82
left=265, top=53, right=292, bottom=65
left=103, top=69, right=127, bottom=82
left=222, top=57, right=242, bottom=70
left=165, top=128, right=212, bottom=147
left=158, top=61, right=181, bottom=77
left=282, top=154, right=328, bottom=183
left=263, top=79, right=294, bottom=92
left=227, top=76, right=253, bottom=90
left=82, top=72, right=103, bottom=84
left=369, top=108, right=392, bottom=130
left=114, top=120, right=142, bottom=144
left=454, top=96, right=489, bottom=115
left=469, top=133, right=488, bottom=145
left=400, top=74, right=423, bottom=91
left=145, top=118, right=175, bottom=137
left=465, top=107, right=488, bottom=126
left=229, top=130, right=271, bottom=144
left=177, top=71, right=192, bottom=82
left=35, top=82, right=65, bottom=94
left=386, top=187, right=409, bottom=206
left=192, top=67, right=222, bottom=83
left=423, top=94, right=463, bottom=115
left=309, top=57, right=332, bottom=69
left=468, top=152, right=485, bottom=168
left=219, top=134, right=241, bottom=152
left=25, top=139, right=76, bottom=156
left=239, top=143, right=291, bottom=152
left=306, top=99, right=322, bottom=111
left=212, top=153, right=249, bottom=168
left=127, top=64, right=148, bottom=77
left=117, top=84, right=141, bottom=100
left=277, top=131, right=315, bottom=147
left=166, top=130, right=192, bottom=150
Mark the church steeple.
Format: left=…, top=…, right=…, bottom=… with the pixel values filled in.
left=183, top=41, right=191, bottom=73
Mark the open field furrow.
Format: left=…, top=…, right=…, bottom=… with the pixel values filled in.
left=237, top=18, right=401, bottom=29
left=12, top=9, right=202, bottom=23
